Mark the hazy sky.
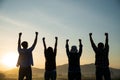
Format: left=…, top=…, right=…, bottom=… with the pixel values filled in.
left=0, top=0, right=120, bottom=70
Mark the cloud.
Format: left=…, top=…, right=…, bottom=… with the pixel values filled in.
left=0, top=15, right=29, bottom=28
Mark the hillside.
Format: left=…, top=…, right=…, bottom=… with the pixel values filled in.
left=1, top=63, right=120, bottom=80
left=57, top=63, right=120, bottom=78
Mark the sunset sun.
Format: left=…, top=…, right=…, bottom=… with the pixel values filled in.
left=1, top=52, right=18, bottom=68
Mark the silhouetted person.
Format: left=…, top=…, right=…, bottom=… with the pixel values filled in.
left=42, top=37, right=58, bottom=80
left=17, top=32, right=38, bottom=80
left=66, top=39, right=83, bottom=80
left=89, top=33, right=111, bottom=80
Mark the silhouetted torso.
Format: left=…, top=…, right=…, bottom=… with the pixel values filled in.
left=68, top=52, right=81, bottom=71
left=93, top=45, right=109, bottom=67
left=18, top=48, right=33, bottom=67
left=45, top=50, right=56, bottom=71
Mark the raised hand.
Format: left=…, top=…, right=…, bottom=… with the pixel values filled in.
left=19, top=32, right=22, bottom=36
left=79, top=39, right=82, bottom=46
left=43, top=37, right=45, bottom=41
left=55, top=37, right=58, bottom=40
left=79, top=39, right=81, bottom=42
left=35, top=32, right=38, bottom=35
left=89, top=33, right=92, bottom=36
left=105, top=33, right=108, bottom=36
left=66, top=39, right=69, bottom=43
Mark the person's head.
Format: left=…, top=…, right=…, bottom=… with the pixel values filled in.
left=21, top=41, right=28, bottom=49
left=70, top=45, right=78, bottom=53
left=98, top=42, right=104, bottom=49
left=47, top=47, right=53, bottom=53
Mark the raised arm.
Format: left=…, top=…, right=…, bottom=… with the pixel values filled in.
left=89, top=33, right=97, bottom=50
left=66, top=39, right=69, bottom=56
left=42, top=37, right=47, bottom=52
left=105, top=33, right=109, bottom=48
left=54, top=37, right=58, bottom=54
left=18, top=32, right=22, bottom=51
left=78, top=39, right=83, bottom=56
left=30, top=32, right=38, bottom=50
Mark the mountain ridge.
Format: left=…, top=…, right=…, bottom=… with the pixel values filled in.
left=2, top=63, right=120, bottom=79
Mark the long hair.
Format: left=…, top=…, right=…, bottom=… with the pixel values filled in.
left=46, top=47, right=54, bottom=54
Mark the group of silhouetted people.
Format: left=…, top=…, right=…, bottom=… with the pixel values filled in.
left=17, top=32, right=111, bottom=80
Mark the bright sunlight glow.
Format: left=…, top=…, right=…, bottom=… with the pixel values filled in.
left=1, top=52, right=18, bottom=68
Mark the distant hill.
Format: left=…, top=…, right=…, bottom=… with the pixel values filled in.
left=1, top=63, right=120, bottom=79
left=57, top=63, right=120, bottom=79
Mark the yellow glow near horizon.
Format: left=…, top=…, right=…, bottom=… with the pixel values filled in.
left=1, top=52, right=18, bottom=69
